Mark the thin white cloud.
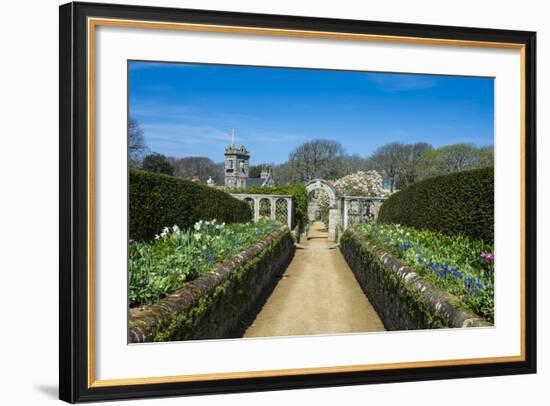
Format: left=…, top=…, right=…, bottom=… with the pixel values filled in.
left=142, top=123, right=231, bottom=146
left=131, top=100, right=260, bottom=125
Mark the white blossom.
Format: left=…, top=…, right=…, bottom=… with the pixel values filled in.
left=332, top=170, right=385, bottom=197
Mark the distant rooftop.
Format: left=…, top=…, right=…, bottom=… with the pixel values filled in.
left=246, top=178, right=265, bottom=187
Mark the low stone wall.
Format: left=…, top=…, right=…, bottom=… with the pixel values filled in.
left=129, top=226, right=295, bottom=343
left=340, top=229, right=490, bottom=330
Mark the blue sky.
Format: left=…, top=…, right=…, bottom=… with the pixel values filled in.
left=129, top=61, right=494, bottom=165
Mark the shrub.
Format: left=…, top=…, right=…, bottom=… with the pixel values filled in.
left=332, top=170, right=385, bottom=197
left=378, top=167, right=494, bottom=243
left=130, top=169, right=252, bottom=241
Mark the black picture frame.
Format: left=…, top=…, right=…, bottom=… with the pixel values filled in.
left=59, top=1, right=537, bottom=403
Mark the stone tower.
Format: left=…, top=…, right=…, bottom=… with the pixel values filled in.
left=224, top=143, right=249, bottom=188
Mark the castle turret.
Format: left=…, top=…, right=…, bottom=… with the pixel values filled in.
left=224, top=138, right=249, bottom=188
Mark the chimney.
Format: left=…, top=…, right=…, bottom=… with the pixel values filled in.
left=260, top=165, right=270, bottom=180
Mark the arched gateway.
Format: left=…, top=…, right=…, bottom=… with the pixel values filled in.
left=233, top=179, right=386, bottom=242
left=305, top=179, right=339, bottom=241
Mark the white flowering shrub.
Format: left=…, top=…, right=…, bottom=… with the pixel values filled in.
left=333, top=170, right=385, bottom=197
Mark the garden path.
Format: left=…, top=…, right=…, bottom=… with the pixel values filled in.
left=244, top=221, right=385, bottom=338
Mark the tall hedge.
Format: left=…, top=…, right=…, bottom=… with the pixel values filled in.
left=130, top=169, right=252, bottom=241
left=378, top=167, right=494, bottom=243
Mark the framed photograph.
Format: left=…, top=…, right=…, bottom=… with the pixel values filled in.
left=59, top=1, right=536, bottom=403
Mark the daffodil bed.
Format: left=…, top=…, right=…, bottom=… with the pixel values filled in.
left=129, top=219, right=279, bottom=307
left=354, top=223, right=494, bottom=323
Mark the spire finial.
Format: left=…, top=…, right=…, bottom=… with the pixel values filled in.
left=231, top=128, right=235, bottom=146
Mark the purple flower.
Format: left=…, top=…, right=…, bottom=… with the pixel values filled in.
left=476, top=276, right=484, bottom=289
left=129, top=239, right=135, bottom=245
left=480, top=252, right=494, bottom=262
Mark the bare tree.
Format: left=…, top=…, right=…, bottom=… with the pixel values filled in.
left=334, top=154, right=370, bottom=178
left=397, top=142, right=433, bottom=188
left=369, top=142, right=408, bottom=192
left=272, top=161, right=301, bottom=185
left=128, top=117, right=148, bottom=167
left=287, top=139, right=345, bottom=182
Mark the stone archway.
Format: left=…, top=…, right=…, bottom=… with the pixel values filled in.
left=305, top=179, right=339, bottom=241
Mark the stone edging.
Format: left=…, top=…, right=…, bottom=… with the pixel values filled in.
left=345, top=229, right=490, bottom=329
left=129, top=226, right=291, bottom=343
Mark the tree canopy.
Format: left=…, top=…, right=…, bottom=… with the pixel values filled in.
left=171, top=156, right=223, bottom=184
left=287, top=139, right=345, bottom=182
left=416, top=143, right=493, bottom=181
left=133, top=134, right=493, bottom=192
left=142, top=153, right=175, bottom=176
left=368, top=142, right=426, bottom=192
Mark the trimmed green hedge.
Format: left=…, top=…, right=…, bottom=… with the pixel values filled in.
left=130, top=169, right=252, bottom=241
left=378, top=167, right=494, bottom=243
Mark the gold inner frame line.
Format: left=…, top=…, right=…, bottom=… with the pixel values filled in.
left=87, top=17, right=527, bottom=388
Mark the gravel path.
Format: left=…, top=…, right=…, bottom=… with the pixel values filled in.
left=244, top=221, right=385, bottom=338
